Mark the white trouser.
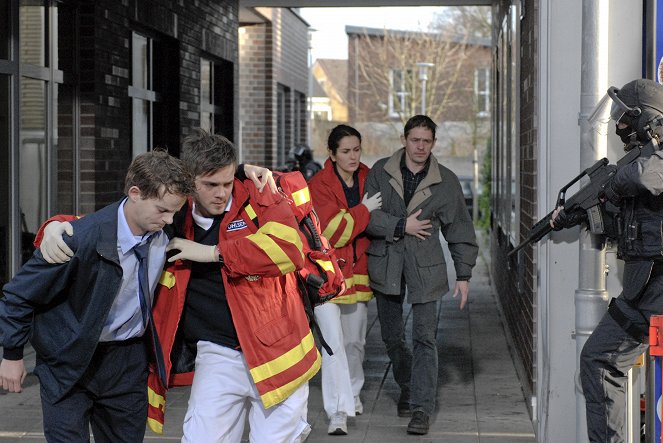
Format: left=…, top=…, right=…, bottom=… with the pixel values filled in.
left=314, top=301, right=368, bottom=418
left=182, top=341, right=310, bottom=443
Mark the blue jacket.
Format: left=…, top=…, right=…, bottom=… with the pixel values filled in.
left=0, top=201, right=129, bottom=402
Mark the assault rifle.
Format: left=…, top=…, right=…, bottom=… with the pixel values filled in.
left=508, top=138, right=659, bottom=257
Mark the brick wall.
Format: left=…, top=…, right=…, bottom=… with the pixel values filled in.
left=347, top=29, right=491, bottom=125
left=79, top=0, right=239, bottom=212
left=238, top=7, right=308, bottom=168
left=490, top=0, right=538, bottom=395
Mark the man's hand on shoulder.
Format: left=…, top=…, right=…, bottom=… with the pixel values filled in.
left=40, top=221, right=74, bottom=264
left=243, top=164, right=277, bottom=194
left=0, top=359, right=27, bottom=393
left=405, top=209, right=433, bottom=240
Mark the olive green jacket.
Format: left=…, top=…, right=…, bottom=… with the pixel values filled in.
left=365, top=149, right=478, bottom=303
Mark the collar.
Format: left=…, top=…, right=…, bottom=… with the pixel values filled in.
left=400, top=151, right=431, bottom=175
left=117, top=198, right=161, bottom=255
left=192, top=197, right=233, bottom=230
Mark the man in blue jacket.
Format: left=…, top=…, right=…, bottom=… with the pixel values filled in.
left=0, top=150, right=194, bottom=442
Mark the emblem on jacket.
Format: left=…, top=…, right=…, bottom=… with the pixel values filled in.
left=245, top=275, right=261, bottom=281
left=227, top=219, right=248, bottom=232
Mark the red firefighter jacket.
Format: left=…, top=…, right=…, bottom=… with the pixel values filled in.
left=307, top=159, right=373, bottom=304
left=146, top=178, right=321, bottom=433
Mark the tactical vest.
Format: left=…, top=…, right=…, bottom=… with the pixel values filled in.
left=617, top=193, right=663, bottom=260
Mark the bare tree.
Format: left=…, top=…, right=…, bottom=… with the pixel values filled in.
left=350, top=17, right=490, bottom=129
left=431, top=6, right=492, bottom=39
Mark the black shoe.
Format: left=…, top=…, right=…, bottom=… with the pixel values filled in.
left=397, top=390, right=411, bottom=417
left=407, top=411, right=430, bottom=435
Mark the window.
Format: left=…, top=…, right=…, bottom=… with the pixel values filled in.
left=200, top=56, right=233, bottom=139
left=388, top=68, right=412, bottom=118
left=0, top=75, right=9, bottom=285
left=2, top=0, right=78, bottom=282
left=129, top=32, right=155, bottom=157
left=130, top=31, right=180, bottom=156
left=494, top=3, right=520, bottom=245
left=294, top=91, right=306, bottom=145
left=277, top=84, right=290, bottom=166
left=475, top=67, right=490, bottom=117
left=0, top=0, right=10, bottom=59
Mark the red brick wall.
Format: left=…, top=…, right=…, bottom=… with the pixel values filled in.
left=491, top=0, right=538, bottom=395
left=238, top=8, right=308, bottom=168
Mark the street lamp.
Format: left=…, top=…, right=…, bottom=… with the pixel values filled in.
left=416, top=62, right=434, bottom=115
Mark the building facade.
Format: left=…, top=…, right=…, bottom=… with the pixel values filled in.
left=238, top=7, right=309, bottom=169
left=0, top=1, right=309, bottom=286
left=345, top=25, right=491, bottom=170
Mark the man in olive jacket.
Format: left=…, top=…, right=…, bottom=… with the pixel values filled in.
left=364, top=115, right=478, bottom=436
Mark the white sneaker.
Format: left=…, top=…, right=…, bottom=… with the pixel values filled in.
left=327, top=412, right=348, bottom=435
left=354, top=396, right=363, bottom=415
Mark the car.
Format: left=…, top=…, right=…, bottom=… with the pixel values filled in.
left=458, top=176, right=480, bottom=218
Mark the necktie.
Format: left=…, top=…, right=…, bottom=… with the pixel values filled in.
left=133, top=238, right=167, bottom=385
left=133, top=240, right=151, bottom=326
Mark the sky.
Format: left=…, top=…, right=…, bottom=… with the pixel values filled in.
left=299, top=7, right=446, bottom=62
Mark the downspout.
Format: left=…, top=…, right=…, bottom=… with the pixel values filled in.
left=576, top=1, right=609, bottom=442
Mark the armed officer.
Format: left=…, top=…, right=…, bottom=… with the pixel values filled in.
left=552, top=78, right=663, bottom=442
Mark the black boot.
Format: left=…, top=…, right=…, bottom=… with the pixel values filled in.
left=406, top=411, right=430, bottom=435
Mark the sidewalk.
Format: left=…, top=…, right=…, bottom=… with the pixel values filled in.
left=0, top=232, right=536, bottom=442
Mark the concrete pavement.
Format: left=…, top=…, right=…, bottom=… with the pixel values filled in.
left=0, top=232, right=536, bottom=442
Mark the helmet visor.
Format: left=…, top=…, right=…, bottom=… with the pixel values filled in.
left=588, top=93, right=613, bottom=135
left=588, top=86, right=633, bottom=135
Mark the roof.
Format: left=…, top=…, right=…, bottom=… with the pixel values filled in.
left=311, top=76, right=327, bottom=98
left=345, top=25, right=490, bottom=47
left=314, top=59, right=348, bottom=104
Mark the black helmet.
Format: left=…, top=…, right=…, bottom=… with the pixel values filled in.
left=612, top=79, right=663, bottom=143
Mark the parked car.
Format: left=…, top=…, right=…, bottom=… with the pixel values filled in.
left=458, top=176, right=480, bottom=218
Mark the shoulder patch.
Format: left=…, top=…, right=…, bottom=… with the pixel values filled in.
left=227, top=219, right=248, bottom=232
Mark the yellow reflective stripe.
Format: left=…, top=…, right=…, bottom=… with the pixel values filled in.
left=344, top=276, right=354, bottom=289
left=321, top=210, right=355, bottom=248
left=291, top=186, right=311, bottom=207
left=147, top=387, right=166, bottom=434
left=333, top=213, right=354, bottom=248
left=353, top=273, right=369, bottom=286
left=250, top=330, right=316, bottom=383
left=158, top=271, right=176, bottom=289
left=354, top=290, right=373, bottom=302
left=245, top=204, right=257, bottom=220
left=246, top=222, right=304, bottom=274
left=260, top=349, right=322, bottom=409
left=332, top=290, right=373, bottom=304
left=314, top=259, right=335, bottom=273
left=147, top=417, right=164, bottom=434
left=148, top=386, right=166, bottom=410
left=322, top=210, right=346, bottom=240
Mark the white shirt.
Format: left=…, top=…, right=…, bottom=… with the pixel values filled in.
left=98, top=199, right=168, bottom=342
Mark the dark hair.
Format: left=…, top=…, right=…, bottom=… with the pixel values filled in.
left=124, top=149, right=195, bottom=198
left=403, top=115, right=437, bottom=139
left=327, top=124, right=362, bottom=155
left=181, top=128, right=237, bottom=177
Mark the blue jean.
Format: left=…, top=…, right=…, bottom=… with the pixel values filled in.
left=375, top=287, right=439, bottom=416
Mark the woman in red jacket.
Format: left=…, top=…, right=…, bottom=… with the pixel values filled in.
left=308, top=125, right=382, bottom=435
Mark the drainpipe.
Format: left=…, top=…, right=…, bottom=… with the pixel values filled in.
left=576, top=1, right=609, bottom=442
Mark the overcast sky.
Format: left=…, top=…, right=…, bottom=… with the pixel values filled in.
left=299, top=7, right=445, bottom=62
